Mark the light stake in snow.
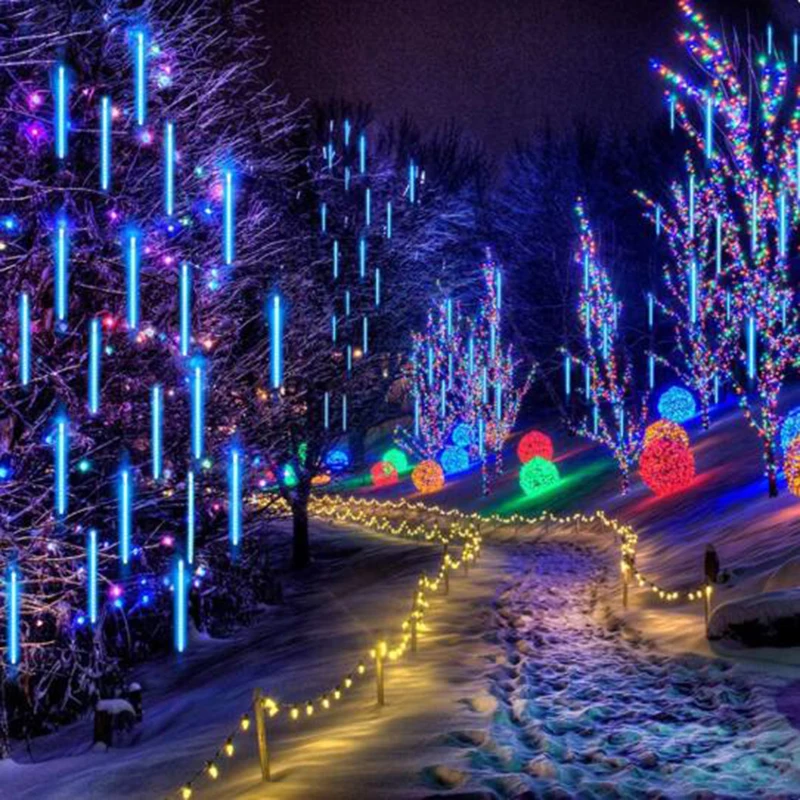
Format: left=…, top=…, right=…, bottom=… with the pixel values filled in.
left=151, top=385, right=163, bottom=480
left=119, top=466, right=132, bottom=565
left=164, top=121, right=175, bottom=216
left=89, top=318, right=101, bottom=414
left=100, top=95, right=111, bottom=190
left=88, top=528, right=98, bottom=625
left=180, top=262, right=191, bottom=357
left=55, top=215, right=69, bottom=325
left=269, top=293, right=283, bottom=389
left=125, top=229, right=140, bottom=331
left=54, top=64, right=69, bottom=159
left=229, top=448, right=242, bottom=548
left=55, top=415, right=68, bottom=518
left=223, top=168, right=235, bottom=266
left=19, top=292, right=30, bottom=387
left=175, top=558, right=186, bottom=653
left=186, top=469, right=195, bottom=565
left=6, top=567, right=20, bottom=666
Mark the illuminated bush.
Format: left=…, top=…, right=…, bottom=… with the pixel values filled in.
left=324, top=448, right=350, bottom=473
left=517, top=430, right=554, bottom=463
left=519, top=457, right=560, bottom=497
left=382, top=447, right=409, bottom=473
left=639, top=438, right=695, bottom=496
left=644, top=419, right=690, bottom=449
left=370, top=460, right=399, bottom=487
left=282, top=464, right=298, bottom=488
left=785, top=439, right=800, bottom=497
left=451, top=423, right=474, bottom=448
left=440, top=445, right=470, bottom=475
left=780, top=407, right=800, bottom=453
left=311, top=472, right=331, bottom=487
left=412, top=459, right=445, bottom=494
left=657, top=386, right=697, bottom=423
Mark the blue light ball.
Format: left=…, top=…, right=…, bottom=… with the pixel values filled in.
left=781, top=407, right=800, bottom=452
left=658, top=387, right=697, bottom=424
left=325, top=448, right=350, bottom=473
left=451, top=423, right=474, bottom=448
left=440, top=446, right=470, bottom=476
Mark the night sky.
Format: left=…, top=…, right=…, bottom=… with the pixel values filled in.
left=258, top=0, right=798, bottom=159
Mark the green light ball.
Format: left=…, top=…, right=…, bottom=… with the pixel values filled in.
left=519, top=457, right=560, bottom=497
left=382, top=447, right=409, bottom=473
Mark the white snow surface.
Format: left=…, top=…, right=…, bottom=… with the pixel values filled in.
left=95, top=699, right=136, bottom=716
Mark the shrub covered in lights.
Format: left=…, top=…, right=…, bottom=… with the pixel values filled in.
left=382, top=447, right=409, bottom=473
left=519, top=457, right=560, bottom=497
left=440, top=445, right=470, bottom=475
left=412, top=459, right=445, bottom=494
left=639, top=438, right=695, bottom=497
left=281, top=464, right=298, bottom=488
left=784, top=439, right=800, bottom=497
left=325, top=448, right=350, bottom=473
left=370, top=460, right=399, bottom=487
left=657, top=386, right=697, bottom=424
left=643, top=419, right=689, bottom=450
left=451, top=423, right=474, bottom=448
left=780, top=407, right=800, bottom=453
left=517, top=430, right=554, bottom=464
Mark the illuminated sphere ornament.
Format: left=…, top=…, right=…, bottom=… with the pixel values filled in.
left=281, top=464, right=298, bottom=488
left=382, top=447, right=409, bottom=473
left=780, top=407, right=800, bottom=453
left=451, top=423, right=474, bottom=448
left=412, top=459, right=445, bottom=494
left=311, top=472, right=331, bottom=487
left=519, top=457, right=560, bottom=497
left=639, top=438, right=695, bottom=497
left=784, top=440, right=800, bottom=497
left=643, top=420, right=690, bottom=450
left=658, top=386, right=697, bottom=423
left=517, top=430, right=554, bottom=464
left=325, top=448, right=350, bottom=473
left=440, top=445, right=470, bottom=476
left=370, top=461, right=399, bottom=487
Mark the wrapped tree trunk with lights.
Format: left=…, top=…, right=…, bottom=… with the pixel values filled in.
left=653, top=0, right=800, bottom=495
left=572, top=200, right=649, bottom=495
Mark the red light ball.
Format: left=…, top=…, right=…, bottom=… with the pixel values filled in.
left=370, top=460, right=399, bottom=488
left=639, top=438, right=695, bottom=497
left=517, top=430, right=554, bottom=463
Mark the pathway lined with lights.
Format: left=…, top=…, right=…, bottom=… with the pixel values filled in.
left=443, top=540, right=800, bottom=797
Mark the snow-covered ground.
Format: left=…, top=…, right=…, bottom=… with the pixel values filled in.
left=6, top=390, right=800, bottom=798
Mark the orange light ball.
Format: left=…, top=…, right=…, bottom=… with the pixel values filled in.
left=411, top=459, right=445, bottom=494
left=644, top=420, right=690, bottom=449
left=517, top=430, right=554, bottom=463
left=785, top=439, right=800, bottom=497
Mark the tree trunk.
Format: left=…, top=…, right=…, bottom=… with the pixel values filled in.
left=291, top=488, right=311, bottom=569
left=701, top=396, right=711, bottom=430
left=766, top=443, right=779, bottom=498
left=620, top=468, right=630, bottom=496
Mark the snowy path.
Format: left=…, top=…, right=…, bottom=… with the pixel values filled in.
left=436, top=540, right=800, bottom=799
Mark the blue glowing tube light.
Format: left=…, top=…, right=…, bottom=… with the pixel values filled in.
left=19, top=293, right=30, bottom=387
left=186, top=469, right=195, bottom=565
left=333, top=239, right=339, bottom=279
left=89, top=318, right=101, bottom=414
left=705, top=94, right=713, bottom=161
left=55, top=216, right=69, bottom=325
left=440, top=381, right=446, bottom=417
left=564, top=354, right=571, bottom=398
left=715, top=214, right=722, bottom=274
left=344, top=118, right=351, bottom=146
left=344, top=166, right=351, bottom=191
left=375, top=267, right=381, bottom=307
left=320, top=202, right=327, bottom=233
left=495, top=381, right=502, bottom=420
left=165, top=121, right=175, bottom=216
left=747, top=316, right=757, bottom=380
left=593, top=403, right=599, bottom=435
left=669, top=95, right=676, bottom=132
left=647, top=293, right=654, bottom=330
left=481, top=367, right=488, bottom=403
left=688, top=174, right=695, bottom=240
left=55, top=64, right=69, bottom=159
left=345, top=290, right=351, bottom=316
left=648, top=353, right=655, bottom=390
left=223, top=168, right=235, bottom=266
left=779, top=192, right=787, bottom=258
left=359, top=133, right=366, bottom=174
left=151, top=385, right=162, bottom=480
left=88, top=529, right=98, bottom=625
left=119, top=466, right=132, bottom=565
left=359, top=237, right=366, bottom=279
left=794, top=31, right=799, bottom=64
left=414, top=394, right=420, bottom=437
left=584, top=364, right=590, bottom=399
left=446, top=298, right=453, bottom=336
left=7, top=567, right=20, bottom=665
left=347, top=344, right=352, bottom=374
left=342, top=394, right=348, bottom=432
left=409, top=160, right=416, bottom=203
left=126, top=230, right=140, bottom=331
left=468, top=335, right=475, bottom=375
left=427, top=345, right=434, bottom=385
left=191, top=361, right=204, bottom=460
left=324, top=391, right=330, bottom=429
left=180, top=262, right=191, bottom=357
left=386, top=201, right=392, bottom=238
left=175, top=558, right=186, bottom=653
left=365, top=188, right=371, bottom=226
left=362, top=316, right=369, bottom=354
left=331, top=313, right=337, bottom=343
left=655, top=204, right=662, bottom=236
left=134, top=30, right=146, bottom=126
left=751, top=190, right=758, bottom=255
left=229, top=448, right=242, bottom=548
left=269, top=293, right=283, bottom=389
left=478, top=418, right=485, bottom=459
left=55, top=415, right=68, bottom=517
left=713, top=373, right=720, bottom=404
left=767, top=23, right=773, bottom=55
left=100, top=96, right=111, bottom=191
left=689, top=261, right=697, bottom=324
left=495, top=269, right=503, bottom=310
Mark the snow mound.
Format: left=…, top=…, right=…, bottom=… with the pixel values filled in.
left=708, top=589, right=800, bottom=647
left=764, top=557, right=800, bottom=593
left=96, top=699, right=136, bottom=716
